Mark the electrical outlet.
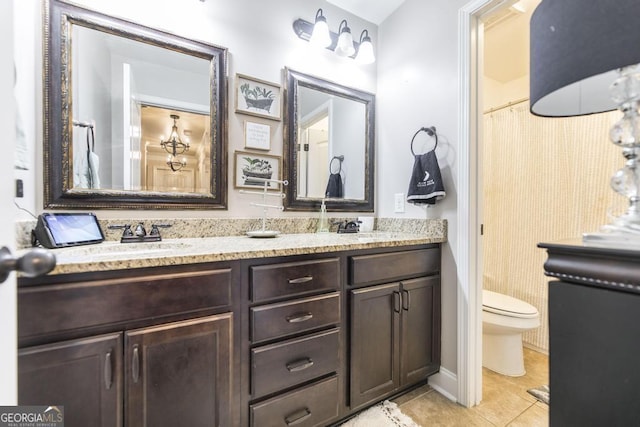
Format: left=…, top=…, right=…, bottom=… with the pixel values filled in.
left=394, top=193, right=405, bottom=213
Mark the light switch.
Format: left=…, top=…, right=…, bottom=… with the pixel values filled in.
left=394, top=193, right=405, bottom=213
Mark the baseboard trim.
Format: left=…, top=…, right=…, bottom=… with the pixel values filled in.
left=428, top=367, right=458, bottom=402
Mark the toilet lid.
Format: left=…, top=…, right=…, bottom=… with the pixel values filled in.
left=483, top=290, right=539, bottom=318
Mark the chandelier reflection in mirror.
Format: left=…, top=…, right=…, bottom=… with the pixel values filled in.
left=160, top=114, right=190, bottom=172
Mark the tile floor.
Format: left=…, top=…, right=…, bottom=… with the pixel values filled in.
left=394, top=348, right=549, bottom=426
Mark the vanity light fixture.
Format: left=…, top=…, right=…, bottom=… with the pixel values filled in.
left=160, top=114, right=190, bottom=157
left=355, top=30, right=375, bottom=65
left=335, top=20, right=355, bottom=57
left=292, top=10, right=374, bottom=64
left=309, top=9, right=332, bottom=48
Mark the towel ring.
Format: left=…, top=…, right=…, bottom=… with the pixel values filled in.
left=410, top=126, right=438, bottom=156
left=329, top=155, right=344, bottom=174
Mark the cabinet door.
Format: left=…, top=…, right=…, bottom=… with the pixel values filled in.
left=350, top=283, right=400, bottom=409
left=400, top=276, right=441, bottom=386
left=126, top=314, right=232, bottom=427
left=18, top=333, right=123, bottom=427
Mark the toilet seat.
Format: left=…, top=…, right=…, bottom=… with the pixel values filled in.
left=483, top=290, right=538, bottom=319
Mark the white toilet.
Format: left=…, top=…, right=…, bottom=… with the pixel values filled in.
left=482, top=289, right=540, bottom=376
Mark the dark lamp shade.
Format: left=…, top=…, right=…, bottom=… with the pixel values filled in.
left=530, top=0, right=640, bottom=117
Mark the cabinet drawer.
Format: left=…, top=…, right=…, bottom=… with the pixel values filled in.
left=19, top=268, right=232, bottom=341
left=250, top=375, right=339, bottom=427
left=350, top=248, right=440, bottom=286
left=250, top=258, right=340, bottom=303
left=252, top=328, right=339, bottom=398
left=251, top=292, right=340, bottom=343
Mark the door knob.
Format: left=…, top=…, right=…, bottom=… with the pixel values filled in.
left=0, top=246, right=56, bottom=283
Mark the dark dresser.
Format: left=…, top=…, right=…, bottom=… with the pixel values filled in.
left=539, top=240, right=640, bottom=427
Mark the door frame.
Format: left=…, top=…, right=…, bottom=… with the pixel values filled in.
left=0, top=0, right=17, bottom=405
left=457, top=0, right=513, bottom=407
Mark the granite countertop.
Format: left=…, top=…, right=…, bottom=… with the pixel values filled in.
left=32, top=231, right=446, bottom=275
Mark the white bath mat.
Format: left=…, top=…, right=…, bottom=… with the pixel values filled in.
left=339, top=400, right=421, bottom=427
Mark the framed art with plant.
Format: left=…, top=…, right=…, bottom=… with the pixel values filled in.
left=235, top=73, right=282, bottom=121
left=234, top=150, right=282, bottom=190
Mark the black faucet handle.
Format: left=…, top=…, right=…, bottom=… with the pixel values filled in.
left=149, top=223, right=171, bottom=236
left=108, top=224, right=133, bottom=237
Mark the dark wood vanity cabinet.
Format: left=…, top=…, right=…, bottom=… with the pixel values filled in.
left=18, top=242, right=442, bottom=427
left=18, top=264, right=237, bottom=427
left=245, top=257, right=342, bottom=427
left=19, top=333, right=124, bottom=427
left=349, top=248, right=441, bottom=409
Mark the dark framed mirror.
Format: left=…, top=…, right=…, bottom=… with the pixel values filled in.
left=44, top=0, right=228, bottom=209
left=283, top=68, right=375, bottom=212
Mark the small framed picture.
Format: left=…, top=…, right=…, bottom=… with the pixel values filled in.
left=244, top=121, right=271, bottom=151
left=235, top=73, right=282, bottom=121
left=234, top=150, right=282, bottom=190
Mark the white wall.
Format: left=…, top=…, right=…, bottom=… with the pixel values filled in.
left=13, top=0, right=377, bottom=220
left=377, top=0, right=469, bottom=388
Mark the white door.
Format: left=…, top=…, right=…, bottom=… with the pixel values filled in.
left=0, top=0, right=17, bottom=405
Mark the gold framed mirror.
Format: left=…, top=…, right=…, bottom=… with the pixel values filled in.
left=44, top=0, right=228, bottom=209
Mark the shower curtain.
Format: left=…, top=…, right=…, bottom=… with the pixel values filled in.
left=482, top=100, right=622, bottom=352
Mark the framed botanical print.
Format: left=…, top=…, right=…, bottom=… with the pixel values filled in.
left=234, top=150, right=282, bottom=190
left=235, top=73, right=282, bottom=121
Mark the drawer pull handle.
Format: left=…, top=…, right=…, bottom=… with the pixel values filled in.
left=285, top=408, right=311, bottom=426
left=104, top=350, right=113, bottom=390
left=286, top=312, right=314, bottom=323
left=402, top=289, right=410, bottom=311
left=132, top=345, right=140, bottom=384
left=286, top=358, right=314, bottom=372
left=393, top=291, right=401, bottom=313
left=288, top=276, right=313, bottom=284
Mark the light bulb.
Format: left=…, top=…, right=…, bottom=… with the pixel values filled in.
left=310, top=9, right=332, bottom=48
left=355, top=30, right=375, bottom=65
left=335, top=20, right=355, bottom=57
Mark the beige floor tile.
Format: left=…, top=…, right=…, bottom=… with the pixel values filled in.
left=507, top=402, right=549, bottom=427
left=399, top=390, right=495, bottom=427
left=394, top=349, right=548, bottom=427
left=393, top=383, right=433, bottom=406
left=473, top=385, right=533, bottom=426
